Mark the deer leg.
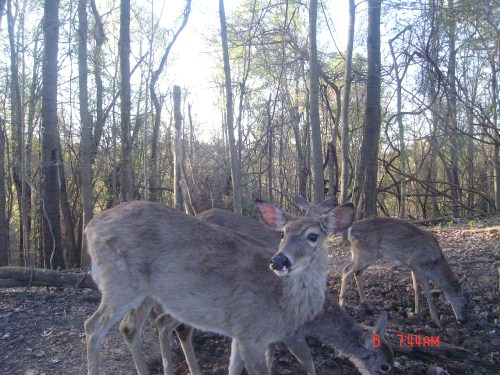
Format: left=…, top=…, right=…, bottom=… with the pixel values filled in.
left=228, top=339, right=245, bottom=375
left=354, top=268, right=368, bottom=306
left=175, top=324, right=202, bottom=375
left=85, top=296, right=142, bottom=375
left=156, top=313, right=182, bottom=375
left=237, top=339, right=269, bottom=375
left=411, top=271, right=421, bottom=314
left=339, top=263, right=355, bottom=308
left=284, top=334, right=316, bottom=375
left=119, top=298, right=154, bottom=375
left=265, top=343, right=275, bottom=372
left=412, top=270, right=442, bottom=327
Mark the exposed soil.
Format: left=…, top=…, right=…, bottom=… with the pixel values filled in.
left=0, top=224, right=499, bottom=375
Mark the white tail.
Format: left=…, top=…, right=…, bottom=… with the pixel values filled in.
left=119, top=204, right=393, bottom=375
left=85, top=200, right=354, bottom=374
left=339, top=216, right=468, bottom=327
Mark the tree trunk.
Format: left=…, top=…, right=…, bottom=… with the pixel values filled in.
left=308, top=0, right=324, bottom=204
left=90, top=0, right=105, bottom=158
left=446, top=0, right=460, bottom=217
left=41, top=0, right=64, bottom=269
left=119, top=0, right=133, bottom=202
left=0, top=118, right=8, bottom=266
left=186, top=103, right=201, bottom=213
left=266, top=95, right=274, bottom=201
left=58, top=145, right=77, bottom=268
left=340, top=0, right=355, bottom=205
left=219, top=0, right=242, bottom=213
left=389, top=27, right=410, bottom=218
left=79, top=0, right=93, bottom=267
left=356, top=0, right=382, bottom=219
left=7, top=0, right=30, bottom=266
left=173, top=86, right=185, bottom=211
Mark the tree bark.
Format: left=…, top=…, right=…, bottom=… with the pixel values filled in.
left=173, top=85, right=185, bottom=211
left=41, top=0, right=64, bottom=269
left=340, top=0, right=355, bottom=205
left=446, top=0, right=460, bottom=217
left=308, top=0, right=324, bottom=204
left=219, top=0, right=242, bottom=213
left=0, top=118, right=8, bottom=266
left=119, top=0, right=133, bottom=202
left=389, top=27, right=411, bottom=218
left=79, top=0, right=93, bottom=267
left=7, top=0, right=30, bottom=266
left=356, top=0, right=382, bottom=218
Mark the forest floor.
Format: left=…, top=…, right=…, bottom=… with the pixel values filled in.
left=0, top=222, right=499, bottom=375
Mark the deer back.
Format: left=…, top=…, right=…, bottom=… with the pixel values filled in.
left=196, top=208, right=280, bottom=249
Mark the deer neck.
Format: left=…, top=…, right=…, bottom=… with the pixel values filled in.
left=281, top=247, right=328, bottom=331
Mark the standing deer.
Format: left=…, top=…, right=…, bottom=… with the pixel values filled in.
left=85, top=200, right=354, bottom=375
left=339, top=216, right=468, bottom=327
left=120, top=205, right=394, bottom=375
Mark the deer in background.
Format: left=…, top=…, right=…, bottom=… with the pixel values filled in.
left=339, top=216, right=468, bottom=327
left=85, top=200, right=354, bottom=375
left=119, top=203, right=394, bottom=375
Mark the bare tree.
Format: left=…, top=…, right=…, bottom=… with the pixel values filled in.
left=173, top=85, right=184, bottom=211
left=446, top=0, right=460, bottom=217
left=0, top=117, right=8, bottom=266
left=388, top=26, right=412, bottom=218
left=119, top=0, right=133, bottom=202
left=219, top=0, right=242, bottom=214
left=41, top=0, right=64, bottom=269
left=7, top=0, right=30, bottom=265
left=148, top=0, right=191, bottom=202
left=309, top=0, right=324, bottom=204
left=356, top=0, right=382, bottom=218
left=340, top=0, right=356, bottom=206
left=78, top=0, right=93, bottom=267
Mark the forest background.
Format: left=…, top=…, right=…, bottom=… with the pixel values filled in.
left=0, top=0, right=498, bottom=270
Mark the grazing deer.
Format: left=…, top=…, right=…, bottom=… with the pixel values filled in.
left=85, top=200, right=354, bottom=375
left=339, top=216, right=468, bottom=327
left=120, top=205, right=393, bottom=375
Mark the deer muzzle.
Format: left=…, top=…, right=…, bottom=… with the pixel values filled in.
left=269, top=253, right=292, bottom=276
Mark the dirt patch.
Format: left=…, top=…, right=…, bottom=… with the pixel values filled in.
left=0, top=225, right=499, bottom=374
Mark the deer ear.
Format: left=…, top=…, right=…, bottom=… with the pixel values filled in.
left=295, top=195, right=310, bottom=211
left=316, top=196, right=338, bottom=215
left=255, top=200, right=292, bottom=230
left=319, top=202, right=354, bottom=235
left=374, top=311, right=388, bottom=337
left=359, top=330, right=374, bottom=349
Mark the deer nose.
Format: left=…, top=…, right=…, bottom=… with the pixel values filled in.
left=270, top=254, right=291, bottom=271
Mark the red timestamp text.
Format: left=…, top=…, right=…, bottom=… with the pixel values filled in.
left=372, top=333, right=440, bottom=347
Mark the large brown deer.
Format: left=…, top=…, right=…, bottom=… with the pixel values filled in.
left=84, top=200, right=354, bottom=374
left=119, top=204, right=393, bottom=375
left=339, top=216, right=468, bottom=327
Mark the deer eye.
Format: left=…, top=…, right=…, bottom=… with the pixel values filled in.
left=380, top=364, right=391, bottom=372
left=280, top=231, right=285, bottom=239
left=307, top=233, right=318, bottom=242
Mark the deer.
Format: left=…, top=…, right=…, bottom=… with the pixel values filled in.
left=84, top=199, right=355, bottom=375
left=119, top=203, right=394, bottom=375
left=339, top=216, right=468, bottom=327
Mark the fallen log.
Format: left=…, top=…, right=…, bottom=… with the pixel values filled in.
left=386, top=330, right=498, bottom=371
left=0, top=266, right=98, bottom=290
